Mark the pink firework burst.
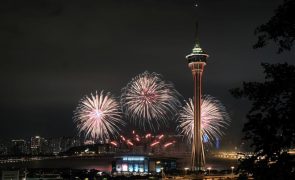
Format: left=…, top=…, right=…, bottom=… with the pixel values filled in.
left=121, top=71, right=180, bottom=130
left=178, top=95, right=230, bottom=143
left=74, top=91, right=124, bottom=141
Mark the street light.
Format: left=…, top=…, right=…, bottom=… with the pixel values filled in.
left=231, top=166, right=235, bottom=175
left=184, top=167, right=189, bottom=175
left=207, top=167, right=212, bottom=175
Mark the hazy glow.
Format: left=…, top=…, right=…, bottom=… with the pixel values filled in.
left=74, top=91, right=124, bottom=141
left=178, top=95, right=230, bottom=143
left=121, top=71, right=180, bottom=130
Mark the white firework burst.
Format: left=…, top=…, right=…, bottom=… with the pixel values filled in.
left=121, top=71, right=180, bottom=130
left=178, top=95, right=230, bottom=143
left=74, top=91, right=124, bottom=141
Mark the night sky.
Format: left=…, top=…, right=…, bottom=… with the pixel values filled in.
left=0, top=0, right=294, bottom=147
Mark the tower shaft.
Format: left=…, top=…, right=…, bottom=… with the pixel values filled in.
left=189, top=62, right=206, bottom=171
left=185, top=22, right=209, bottom=173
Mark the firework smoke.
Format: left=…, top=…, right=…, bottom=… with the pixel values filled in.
left=74, top=91, right=124, bottom=141
left=178, top=95, right=230, bottom=143
left=121, top=71, right=180, bottom=130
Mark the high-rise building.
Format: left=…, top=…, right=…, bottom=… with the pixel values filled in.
left=11, top=139, right=27, bottom=155
left=60, top=137, right=73, bottom=152
left=31, top=136, right=41, bottom=155
left=48, top=137, right=62, bottom=155
left=0, top=143, right=8, bottom=155
left=71, top=137, right=82, bottom=147
left=30, top=136, right=49, bottom=155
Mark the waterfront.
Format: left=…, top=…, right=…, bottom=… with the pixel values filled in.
left=1, top=155, right=240, bottom=179
left=0, top=155, right=238, bottom=172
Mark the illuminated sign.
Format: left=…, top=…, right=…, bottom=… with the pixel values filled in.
left=122, top=156, right=145, bottom=161
left=122, top=164, right=128, bottom=172
left=134, top=164, right=139, bottom=172
left=128, top=164, right=133, bottom=172
left=139, top=164, right=144, bottom=172
left=116, top=164, right=122, bottom=172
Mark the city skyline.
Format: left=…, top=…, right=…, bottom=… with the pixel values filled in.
left=0, top=133, right=244, bottom=156
left=0, top=0, right=294, bottom=146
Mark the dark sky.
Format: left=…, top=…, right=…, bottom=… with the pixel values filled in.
left=0, top=0, right=294, bottom=147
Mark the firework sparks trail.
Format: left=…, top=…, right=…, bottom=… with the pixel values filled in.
left=120, top=135, right=126, bottom=141
left=74, top=91, right=124, bottom=141
left=136, top=135, right=140, bottom=142
left=150, top=141, right=160, bottom=147
left=121, top=71, right=180, bottom=130
left=114, top=131, right=177, bottom=150
left=145, top=133, right=151, bottom=138
left=164, top=141, right=175, bottom=148
left=178, top=95, right=230, bottom=143
left=110, top=141, right=118, bottom=147
left=127, top=140, right=134, bottom=146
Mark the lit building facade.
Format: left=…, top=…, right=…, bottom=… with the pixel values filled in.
left=31, top=136, right=41, bottom=155
left=30, top=136, right=49, bottom=155
left=112, top=155, right=177, bottom=174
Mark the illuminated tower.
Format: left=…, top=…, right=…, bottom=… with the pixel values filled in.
left=186, top=24, right=209, bottom=172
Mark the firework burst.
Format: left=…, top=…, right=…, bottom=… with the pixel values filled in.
left=74, top=91, right=124, bottom=141
left=121, top=71, right=180, bottom=130
left=178, top=95, right=230, bottom=143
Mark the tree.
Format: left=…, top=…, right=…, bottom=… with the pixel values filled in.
left=232, top=0, right=295, bottom=179
left=254, top=0, right=295, bottom=53
left=231, top=63, right=295, bottom=180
